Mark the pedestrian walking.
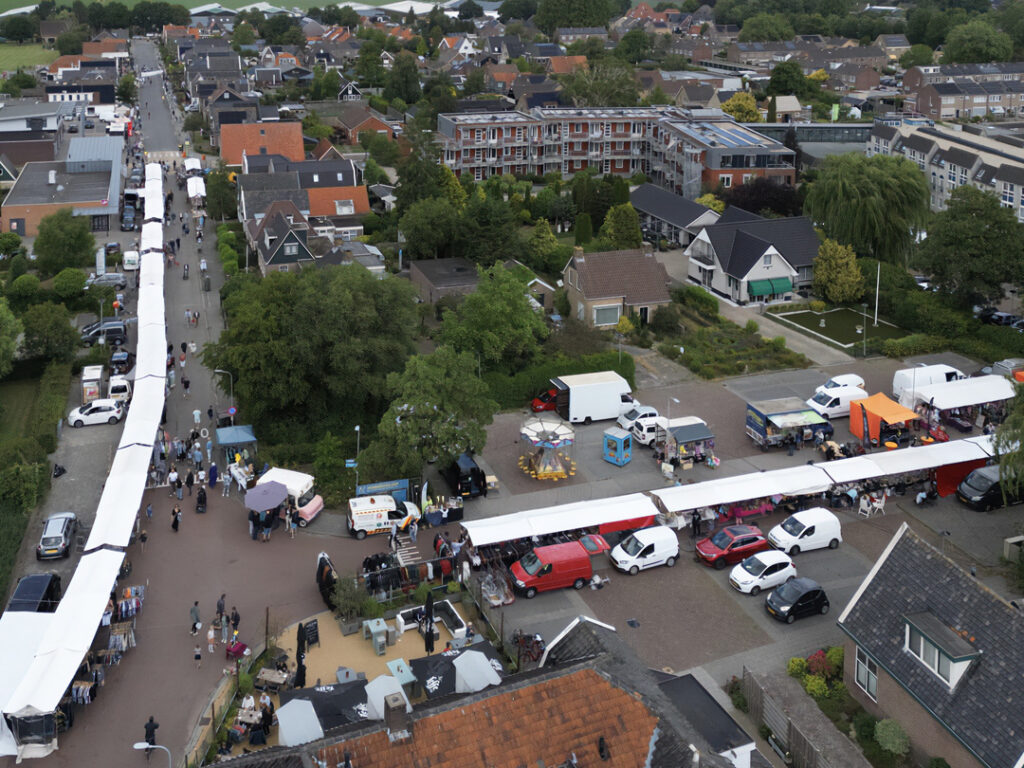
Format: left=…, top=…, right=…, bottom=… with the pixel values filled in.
left=248, top=510, right=256, bottom=541
left=389, top=521, right=398, bottom=551
left=192, top=445, right=203, bottom=468
left=193, top=310, right=200, bottom=326
left=207, top=404, right=215, bottom=424
left=206, top=438, right=213, bottom=464
left=220, top=610, right=231, bottom=643
left=167, top=467, right=178, bottom=496
left=184, top=308, right=191, bottom=325
left=171, top=505, right=181, bottom=532
left=194, top=643, right=202, bottom=669
left=207, top=625, right=216, bottom=653
left=410, top=519, right=418, bottom=544
left=176, top=237, right=180, bottom=251
left=185, top=469, right=194, bottom=496
left=209, top=462, right=218, bottom=488
left=230, top=607, right=240, bottom=637
left=175, top=475, right=183, bottom=500
left=189, top=601, right=200, bottom=635
left=168, top=367, right=176, bottom=388
left=179, top=353, right=186, bottom=370
left=216, top=593, right=226, bottom=621
left=182, top=376, right=190, bottom=398
left=193, top=409, right=202, bottom=427
left=146, top=503, right=153, bottom=520
left=139, top=529, right=148, bottom=552
left=222, top=472, right=231, bottom=497
left=285, top=507, right=295, bottom=539
left=143, top=717, right=159, bottom=760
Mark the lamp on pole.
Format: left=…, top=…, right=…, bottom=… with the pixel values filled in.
left=214, top=368, right=234, bottom=413
left=132, top=742, right=171, bottom=768
left=98, top=299, right=104, bottom=345
left=861, top=303, right=868, bottom=357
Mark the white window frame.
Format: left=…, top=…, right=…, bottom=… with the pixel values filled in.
left=335, top=200, right=355, bottom=215
left=906, top=625, right=952, bottom=684
left=283, top=243, right=298, bottom=256
left=855, top=646, right=878, bottom=701
left=721, top=176, right=732, bottom=188
left=593, top=304, right=621, bottom=327
left=762, top=253, right=772, bottom=266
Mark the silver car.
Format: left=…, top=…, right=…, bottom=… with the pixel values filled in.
left=37, top=512, right=78, bottom=560
left=86, top=272, right=128, bottom=290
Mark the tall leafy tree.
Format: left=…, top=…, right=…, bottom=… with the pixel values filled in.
left=396, top=114, right=443, bottom=214
left=598, top=203, right=642, bottom=249
left=441, top=265, right=548, bottom=372
left=457, top=190, right=521, bottom=265
left=899, top=44, right=934, bottom=68
left=942, top=20, right=1013, bottom=63
left=767, top=60, right=812, bottom=98
left=1, top=15, right=36, bottom=43
left=383, top=51, right=422, bottom=104
left=203, top=267, right=418, bottom=442
left=498, top=0, right=538, bottom=22
left=34, top=209, right=95, bottom=278
left=615, top=29, right=652, bottom=63
left=559, top=60, right=638, bottom=107
left=20, top=303, right=78, bottom=362
left=914, top=186, right=1024, bottom=308
left=721, top=92, right=760, bottom=122
left=737, top=12, right=795, bottom=41
left=206, top=170, right=237, bottom=220
left=0, top=298, right=20, bottom=380
left=803, top=154, right=929, bottom=265
left=399, top=197, right=462, bottom=258
left=535, top=0, right=611, bottom=34
left=995, top=387, right=1024, bottom=497
left=355, top=40, right=387, bottom=87
left=724, top=177, right=802, bottom=217
left=812, top=240, right=863, bottom=304
left=361, top=346, right=498, bottom=480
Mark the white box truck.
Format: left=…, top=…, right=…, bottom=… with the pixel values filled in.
left=551, top=371, right=633, bottom=424
left=893, top=364, right=964, bottom=406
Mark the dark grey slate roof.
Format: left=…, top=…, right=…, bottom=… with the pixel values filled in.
left=658, top=674, right=752, bottom=755
left=942, top=147, right=978, bottom=170
left=630, top=183, right=715, bottom=229
left=994, top=164, right=1024, bottom=186
left=869, top=124, right=898, bottom=141
left=900, top=133, right=935, bottom=154
left=717, top=206, right=762, bottom=225
left=838, top=524, right=1024, bottom=768
left=931, top=82, right=964, bottom=95
left=973, top=163, right=997, bottom=186
left=702, top=214, right=820, bottom=277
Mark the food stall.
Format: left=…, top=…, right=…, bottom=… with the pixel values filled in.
left=659, top=419, right=715, bottom=469
left=910, top=375, right=1014, bottom=434
left=849, top=393, right=920, bottom=446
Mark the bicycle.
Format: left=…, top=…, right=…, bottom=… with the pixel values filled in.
left=512, top=629, right=545, bottom=663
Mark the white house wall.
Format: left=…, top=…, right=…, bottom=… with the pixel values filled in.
left=738, top=244, right=796, bottom=303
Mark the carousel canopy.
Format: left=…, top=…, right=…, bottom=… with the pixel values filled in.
left=520, top=415, right=574, bottom=448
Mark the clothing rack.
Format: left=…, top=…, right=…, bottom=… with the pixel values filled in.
left=108, top=621, right=136, bottom=652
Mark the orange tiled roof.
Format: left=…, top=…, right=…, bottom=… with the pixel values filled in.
left=220, top=123, right=305, bottom=166
left=82, top=39, right=127, bottom=55
left=48, top=55, right=95, bottom=74
left=317, top=669, right=659, bottom=768
left=306, top=186, right=370, bottom=217
left=548, top=55, right=588, bottom=74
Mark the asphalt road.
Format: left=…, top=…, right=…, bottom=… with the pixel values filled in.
left=133, top=40, right=179, bottom=154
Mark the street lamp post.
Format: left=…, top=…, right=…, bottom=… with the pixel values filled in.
left=132, top=742, right=171, bottom=768
left=214, top=369, right=234, bottom=417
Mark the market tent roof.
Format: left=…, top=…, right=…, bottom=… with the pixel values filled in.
left=85, top=444, right=152, bottom=549
left=187, top=176, right=206, bottom=198
left=145, top=162, right=163, bottom=183
left=963, top=434, right=998, bottom=456
left=184, top=158, right=202, bottom=173
left=769, top=409, right=826, bottom=429
left=814, top=456, right=884, bottom=484
left=849, top=393, right=919, bottom=442
left=140, top=221, right=163, bottom=254
left=275, top=699, right=324, bottom=746
left=0, top=613, right=55, bottom=756
left=652, top=464, right=832, bottom=514
left=4, top=550, right=125, bottom=718
left=408, top=641, right=504, bottom=700
left=462, top=493, right=658, bottom=547
left=912, top=375, right=1015, bottom=411
left=866, top=438, right=992, bottom=476
left=363, top=675, right=411, bottom=720
left=278, top=681, right=367, bottom=730
left=216, top=425, right=257, bottom=449
left=669, top=421, right=714, bottom=444
left=453, top=649, right=502, bottom=693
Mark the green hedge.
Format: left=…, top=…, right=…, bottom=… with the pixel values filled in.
left=672, top=284, right=718, bottom=318
left=483, top=351, right=636, bottom=410
left=32, top=362, right=72, bottom=454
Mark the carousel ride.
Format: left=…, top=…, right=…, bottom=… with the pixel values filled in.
left=517, top=415, right=577, bottom=481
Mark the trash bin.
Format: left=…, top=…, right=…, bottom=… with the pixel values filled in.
left=202, top=274, right=211, bottom=292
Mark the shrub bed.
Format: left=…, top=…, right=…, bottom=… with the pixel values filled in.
left=483, top=351, right=636, bottom=410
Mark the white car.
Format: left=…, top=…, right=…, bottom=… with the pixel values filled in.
left=68, top=399, right=124, bottom=428
left=617, top=404, right=658, bottom=432
left=728, top=550, right=796, bottom=596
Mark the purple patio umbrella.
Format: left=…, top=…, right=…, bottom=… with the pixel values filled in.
left=245, top=481, right=287, bottom=512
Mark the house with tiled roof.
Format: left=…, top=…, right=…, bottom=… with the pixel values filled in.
left=547, top=55, right=588, bottom=76
left=81, top=39, right=129, bottom=63
left=838, top=523, right=1024, bottom=768
left=220, top=122, right=305, bottom=166
left=556, top=27, right=608, bottom=44
left=483, top=62, right=519, bottom=93
left=563, top=247, right=672, bottom=327
left=40, top=19, right=72, bottom=47
left=685, top=208, right=820, bottom=302
left=247, top=201, right=316, bottom=275
left=327, top=103, right=391, bottom=144
left=439, top=35, right=477, bottom=56
left=630, top=183, right=720, bottom=247
left=874, top=32, right=910, bottom=58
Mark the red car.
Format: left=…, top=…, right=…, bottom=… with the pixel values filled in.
left=696, top=525, right=770, bottom=570
left=531, top=387, right=558, bottom=412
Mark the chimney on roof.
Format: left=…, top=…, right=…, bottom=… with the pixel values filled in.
left=598, top=736, right=610, bottom=761
left=384, top=692, right=411, bottom=741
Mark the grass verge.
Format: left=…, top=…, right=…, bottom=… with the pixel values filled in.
left=0, top=43, right=58, bottom=69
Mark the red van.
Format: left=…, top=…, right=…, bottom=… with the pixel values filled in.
left=509, top=536, right=609, bottom=598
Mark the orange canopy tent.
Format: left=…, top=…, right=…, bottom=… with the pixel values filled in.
left=849, top=393, right=920, bottom=443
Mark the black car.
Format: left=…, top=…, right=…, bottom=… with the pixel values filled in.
left=67, top=124, right=79, bottom=133
left=84, top=120, right=95, bottom=129
left=7, top=573, right=62, bottom=612
left=765, top=577, right=830, bottom=624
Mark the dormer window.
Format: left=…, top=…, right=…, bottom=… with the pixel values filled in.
left=903, top=612, right=980, bottom=689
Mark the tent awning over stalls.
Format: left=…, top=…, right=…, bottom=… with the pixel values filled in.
left=140, top=221, right=163, bottom=254
left=363, top=675, right=411, bottom=720
left=278, top=681, right=368, bottom=730
left=669, top=421, right=715, bottom=445
left=408, top=641, right=504, bottom=699
left=216, top=425, right=257, bottom=452
left=275, top=699, right=324, bottom=746
left=911, top=375, right=1015, bottom=412
left=183, top=158, right=202, bottom=174
left=461, top=494, right=658, bottom=547
left=186, top=176, right=206, bottom=199
left=849, top=393, right=919, bottom=443
left=651, top=464, right=833, bottom=515
left=0, top=613, right=55, bottom=757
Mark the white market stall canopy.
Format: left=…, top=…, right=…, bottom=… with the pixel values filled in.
left=144, top=162, right=162, bottom=184
left=453, top=649, right=502, bottom=693
left=0, top=613, right=56, bottom=756
left=140, top=221, right=163, bottom=254
left=275, top=699, right=324, bottom=746
left=818, top=435, right=996, bottom=484
left=652, top=464, right=832, bottom=515
left=462, top=494, right=658, bottom=547
left=187, top=176, right=206, bottom=199
left=912, top=375, right=1015, bottom=411
left=183, top=157, right=202, bottom=174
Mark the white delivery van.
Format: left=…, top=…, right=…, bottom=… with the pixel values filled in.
left=805, top=386, right=868, bottom=419
left=551, top=371, right=633, bottom=424
left=631, top=415, right=707, bottom=447
left=893, top=364, right=964, bottom=405
left=122, top=250, right=139, bottom=271
left=609, top=526, right=679, bottom=574
left=347, top=495, right=418, bottom=539
left=768, top=507, right=842, bottom=555
left=107, top=374, right=132, bottom=404
left=815, top=373, right=865, bottom=395
left=257, top=467, right=324, bottom=526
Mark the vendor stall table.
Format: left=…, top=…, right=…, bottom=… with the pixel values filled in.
left=386, top=658, right=416, bottom=688
left=256, top=668, right=288, bottom=691
left=236, top=709, right=262, bottom=726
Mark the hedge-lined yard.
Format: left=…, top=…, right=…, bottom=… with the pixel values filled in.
left=482, top=350, right=635, bottom=410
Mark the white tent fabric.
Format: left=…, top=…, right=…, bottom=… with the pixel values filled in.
left=819, top=438, right=994, bottom=484
left=4, top=550, right=125, bottom=719
left=462, top=494, right=658, bottom=547
left=184, top=158, right=201, bottom=173
left=144, top=180, right=164, bottom=222
left=453, top=650, right=501, bottom=693
left=652, top=465, right=832, bottom=514
left=964, top=434, right=997, bottom=456
left=144, top=162, right=163, bottom=184
left=187, top=177, right=206, bottom=199
left=363, top=675, right=411, bottom=720
left=275, top=699, right=324, bottom=746
left=815, top=456, right=886, bottom=484
left=0, top=613, right=55, bottom=756
left=140, top=221, right=163, bottom=254
left=85, top=446, right=153, bottom=549
left=911, top=375, right=1014, bottom=411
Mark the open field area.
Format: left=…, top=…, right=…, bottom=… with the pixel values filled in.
left=774, top=307, right=907, bottom=349
left=0, top=42, right=57, bottom=69
left=0, top=366, right=41, bottom=443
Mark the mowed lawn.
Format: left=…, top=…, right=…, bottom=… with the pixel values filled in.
left=0, top=376, right=40, bottom=443
left=0, top=43, right=57, bottom=71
